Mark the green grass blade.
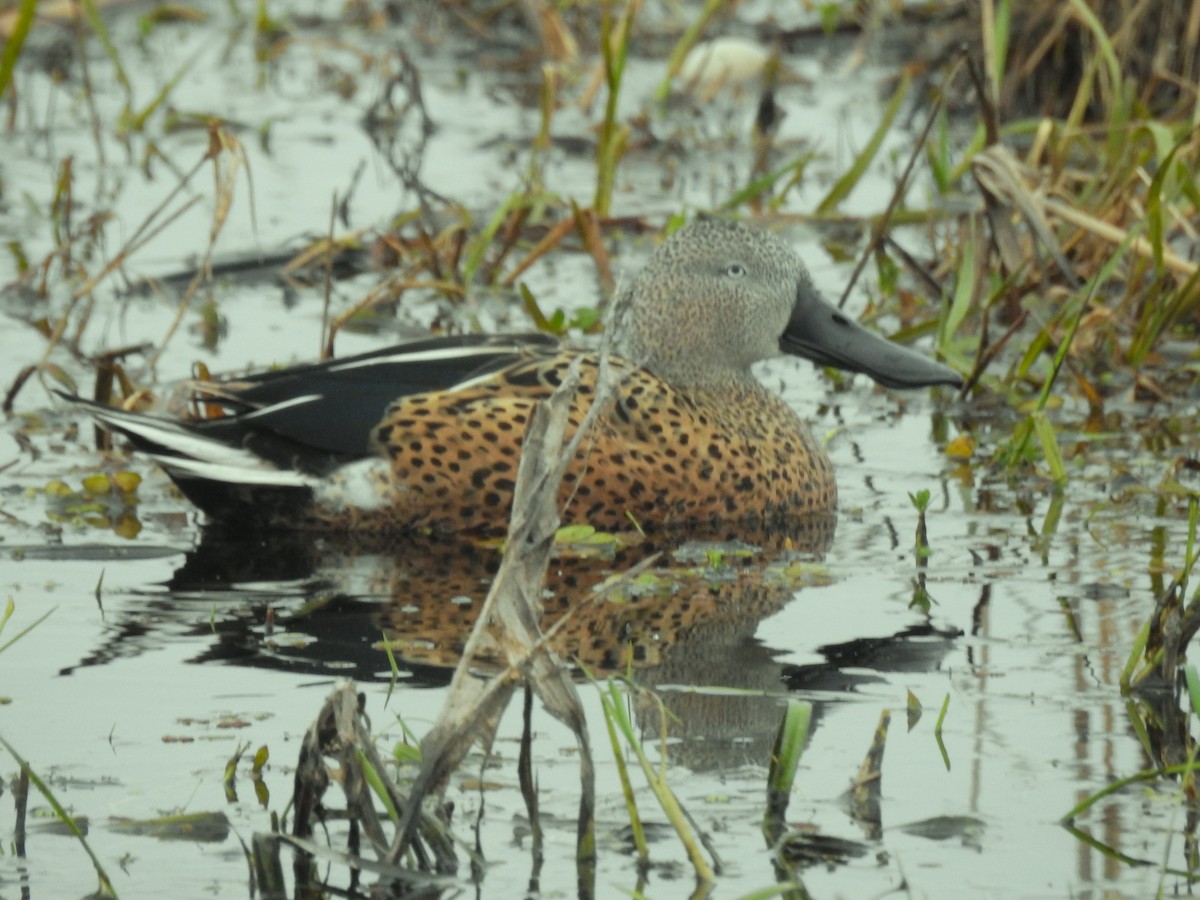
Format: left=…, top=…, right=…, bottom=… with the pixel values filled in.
left=356, top=748, right=400, bottom=822
left=80, top=0, right=133, bottom=104
left=1065, top=0, right=1122, bottom=98
left=767, top=699, right=812, bottom=797
left=1031, top=411, right=1067, bottom=486
left=721, top=154, right=814, bottom=211
left=0, top=0, right=38, bottom=100
left=0, top=735, right=117, bottom=897
left=595, top=0, right=638, bottom=216
left=0, top=604, right=57, bottom=655
left=1120, top=616, right=1151, bottom=692
left=599, top=683, right=647, bottom=862
left=763, top=700, right=811, bottom=845
left=1062, top=760, right=1200, bottom=824
left=1034, top=233, right=1132, bottom=413
left=1143, top=137, right=1184, bottom=275
left=990, top=0, right=1011, bottom=99
left=461, top=197, right=516, bottom=287
left=934, top=692, right=951, bottom=770
left=655, top=0, right=724, bottom=101
left=815, top=74, right=910, bottom=215
left=940, top=229, right=975, bottom=350
left=605, top=680, right=714, bottom=880
left=381, top=631, right=400, bottom=708
left=124, top=45, right=204, bottom=133
left=1185, top=666, right=1200, bottom=720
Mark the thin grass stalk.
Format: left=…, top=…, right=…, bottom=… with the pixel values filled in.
left=13, top=766, right=27, bottom=857
left=150, top=127, right=251, bottom=367
left=319, top=193, right=338, bottom=357
left=1062, top=819, right=1197, bottom=877
left=1031, top=233, right=1132, bottom=411
left=0, top=736, right=117, bottom=897
left=595, top=0, right=638, bottom=217
left=1123, top=696, right=1157, bottom=760
left=251, top=833, right=287, bottom=897
left=1038, top=491, right=1064, bottom=546
left=122, top=45, right=204, bottom=134
left=0, top=0, right=37, bottom=100
left=1062, top=759, right=1200, bottom=824
left=767, top=700, right=811, bottom=798
left=1065, top=0, right=1124, bottom=112
left=382, top=631, right=402, bottom=708
left=1143, top=135, right=1186, bottom=275
left=1128, top=264, right=1200, bottom=367
left=502, top=217, right=574, bottom=288
left=72, top=5, right=107, bottom=170
left=815, top=74, right=910, bottom=215
left=59, top=156, right=207, bottom=306
left=598, top=683, right=648, bottom=865
left=357, top=748, right=401, bottom=823
left=1031, top=411, right=1067, bottom=485
left=531, top=63, right=557, bottom=177
left=927, top=106, right=952, bottom=192
left=934, top=692, right=950, bottom=735
left=0, top=603, right=56, bottom=655
left=763, top=700, right=811, bottom=846
left=980, top=0, right=1011, bottom=106
left=1063, top=51, right=1098, bottom=137
left=79, top=0, right=133, bottom=110
left=931, top=692, right=951, bottom=772
left=721, top=155, right=812, bottom=211
left=325, top=276, right=463, bottom=356
left=938, top=226, right=976, bottom=358
left=1185, top=496, right=1199, bottom=598
left=834, top=56, right=961, bottom=313
left=1122, top=498, right=1200, bottom=690
left=655, top=0, right=724, bottom=101
left=518, top=686, right=544, bottom=878
left=462, top=195, right=520, bottom=289
left=604, top=681, right=714, bottom=881
left=1186, top=666, right=1200, bottom=719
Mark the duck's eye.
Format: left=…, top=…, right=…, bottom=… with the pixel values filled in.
left=725, top=263, right=747, bottom=278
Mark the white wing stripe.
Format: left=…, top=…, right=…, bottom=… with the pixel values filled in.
left=326, top=345, right=518, bottom=373
left=146, top=454, right=314, bottom=487
left=93, top=411, right=261, bottom=467
left=238, top=394, right=321, bottom=420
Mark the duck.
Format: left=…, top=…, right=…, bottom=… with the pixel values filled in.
left=63, top=219, right=961, bottom=534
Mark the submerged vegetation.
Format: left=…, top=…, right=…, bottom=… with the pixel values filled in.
left=3, top=0, right=1200, bottom=896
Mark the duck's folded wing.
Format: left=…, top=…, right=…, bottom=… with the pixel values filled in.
left=62, top=333, right=558, bottom=472
left=188, top=333, right=558, bottom=460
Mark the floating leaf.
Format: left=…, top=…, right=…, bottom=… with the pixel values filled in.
left=81, top=474, right=113, bottom=495
left=555, top=524, right=596, bottom=543
left=907, top=690, right=923, bottom=730
left=113, top=515, right=143, bottom=540
left=944, top=435, right=975, bottom=460
left=109, top=811, right=231, bottom=842
left=111, top=471, right=142, bottom=494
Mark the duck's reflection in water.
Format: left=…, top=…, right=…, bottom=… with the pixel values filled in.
left=163, top=512, right=956, bottom=768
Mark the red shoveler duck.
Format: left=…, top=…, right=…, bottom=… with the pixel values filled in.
left=65, top=219, right=961, bottom=533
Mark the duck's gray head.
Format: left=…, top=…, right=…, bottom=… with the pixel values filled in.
left=613, top=219, right=961, bottom=391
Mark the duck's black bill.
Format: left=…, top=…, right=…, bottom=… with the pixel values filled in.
left=781, top=283, right=962, bottom=390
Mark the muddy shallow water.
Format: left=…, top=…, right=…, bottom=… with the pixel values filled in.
left=2, top=3, right=1197, bottom=898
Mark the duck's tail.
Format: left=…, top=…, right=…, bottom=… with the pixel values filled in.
left=59, top=393, right=317, bottom=517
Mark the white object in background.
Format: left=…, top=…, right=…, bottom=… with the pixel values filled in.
left=678, top=37, right=771, bottom=100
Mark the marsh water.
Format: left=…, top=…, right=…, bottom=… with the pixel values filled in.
left=1, top=3, right=1197, bottom=898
